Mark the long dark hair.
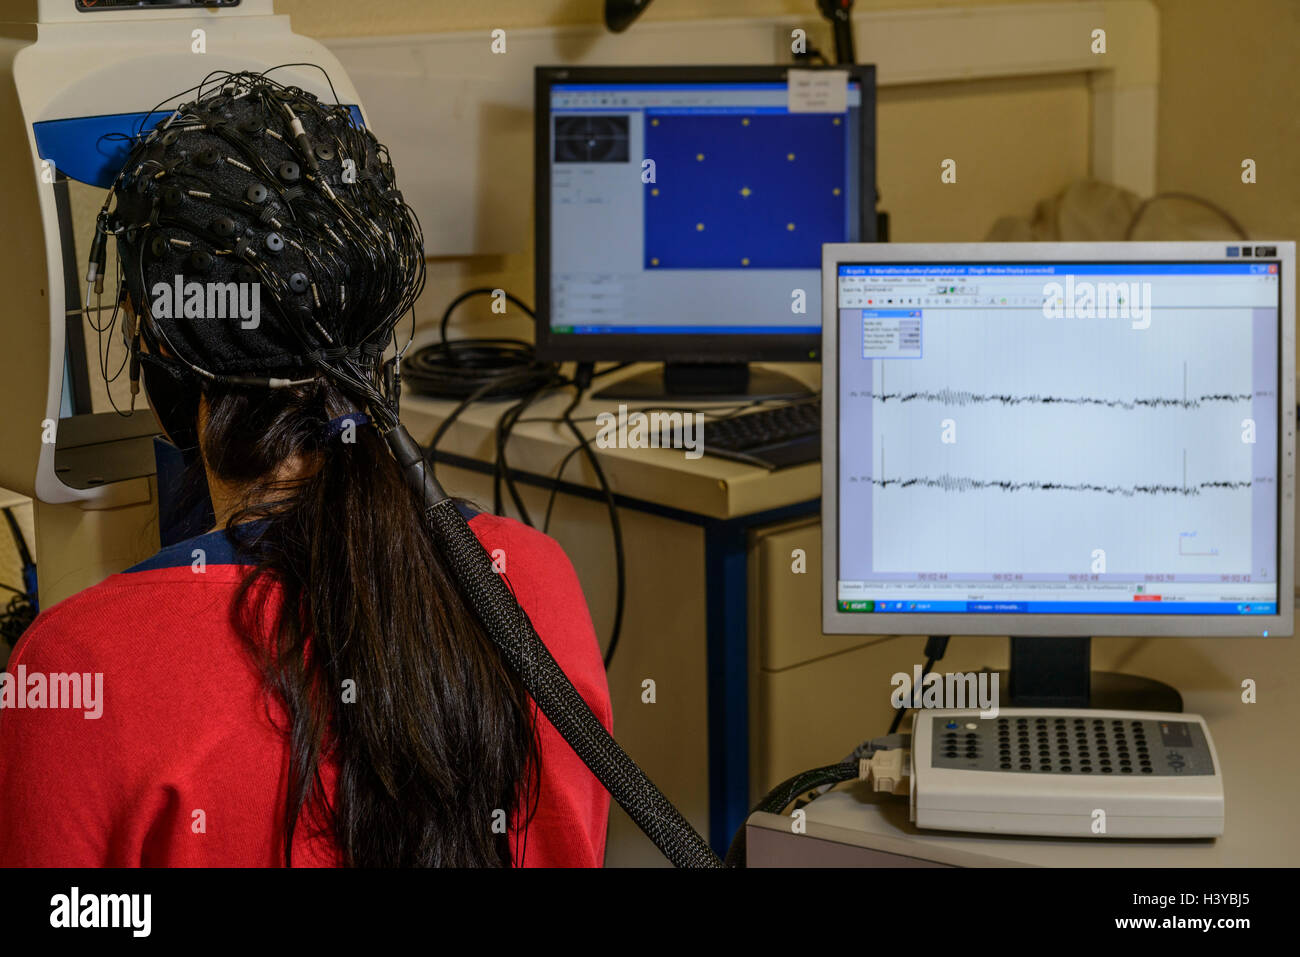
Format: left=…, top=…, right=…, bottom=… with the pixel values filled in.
left=198, top=381, right=539, bottom=866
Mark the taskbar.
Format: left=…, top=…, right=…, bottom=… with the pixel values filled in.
left=837, top=599, right=1278, bottom=615
left=552, top=324, right=812, bottom=334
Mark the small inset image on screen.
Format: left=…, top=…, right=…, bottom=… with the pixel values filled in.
left=553, top=115, right=630, bottom=163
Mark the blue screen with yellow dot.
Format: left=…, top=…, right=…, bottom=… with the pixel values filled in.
left=644, top=111, right=848, bottom=270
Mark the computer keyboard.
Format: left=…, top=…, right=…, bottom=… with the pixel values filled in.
left=697, top=398, right=821, bottom=469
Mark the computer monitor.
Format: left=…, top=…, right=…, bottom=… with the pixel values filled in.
left=821, top=242, right=1296, bottom=709
left=534, top=64, right=876, bottom=400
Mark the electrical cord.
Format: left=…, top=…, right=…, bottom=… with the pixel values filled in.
left=492, top=377, right=565, bottom=524
left=404, top=337, right=556, bottom=401
left=421, top=417, right=916, bottom=867
left=520, top=388, right=816, bottom=665
left=437, top=287, right=534, bottom=343
left=723, top=760, right=861, bottom=867
left=516, top=393, right=802, bottom=430
left=420, top=347, right=627, bottom=667
left=722, top=730, right=917, bottom=867
left=558, top=365, right=626, bottom=669
left=413, top=478, right=722, bottom=868
left=401, top=287, right=557, bottom=402
left=889, top=635, right=951, bottom=734
left=0, top=508, right=38, bottom=652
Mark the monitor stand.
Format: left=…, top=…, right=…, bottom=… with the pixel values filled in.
left=592, top=361, right=814, bottom=403
left=1000, top=637, right=1183, bottom=712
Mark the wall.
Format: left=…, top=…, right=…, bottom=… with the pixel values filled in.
left=276, top=0, right=1072, bottom=36
left=1152, top=0, right=1299, bottom=243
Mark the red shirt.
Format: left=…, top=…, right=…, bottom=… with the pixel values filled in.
left=0, top=508, right=612, bottom=867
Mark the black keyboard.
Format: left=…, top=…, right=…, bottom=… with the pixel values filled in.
left=698, top=399, right=821, bottom=470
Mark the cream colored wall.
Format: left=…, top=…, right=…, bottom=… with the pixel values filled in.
left=1152, top=0, right=1299, bottom=242
left=275, top=0, right=1298, bottom=273
left=275, top=0, right=1072, bottom=37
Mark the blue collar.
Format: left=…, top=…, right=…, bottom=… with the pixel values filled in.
left=127, top=502, right=479, bottom=572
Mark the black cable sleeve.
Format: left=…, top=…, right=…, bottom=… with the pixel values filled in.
left=386, top=423, right=446, bottom=506
left=421, top=494, right=722, bottom=868
left=390, top=419, right=861, bottom=868
left=723, top=760, right=859, bottom=868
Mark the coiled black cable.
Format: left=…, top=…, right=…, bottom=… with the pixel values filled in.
left=402, top=288, right=557, bottom=402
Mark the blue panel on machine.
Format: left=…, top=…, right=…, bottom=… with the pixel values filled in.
left=34, top=106, right=365, bottom=188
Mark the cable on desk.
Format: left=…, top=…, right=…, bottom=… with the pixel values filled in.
left=558, top=364, right=626, bottom=669
left=723, top=760, right=861, bottom=868
left=543, top=441, right=589, bottom=535
left=421, top=355, right=628, bottom=669
left=722, top=729, right=916, bottom=867
left=403, top=287, right=557, bottom=402
left=889, top=635, right=950, bottom=734
left=492, top=377, right=565, bottom=524
left=426, top=368, right=565, bottom=480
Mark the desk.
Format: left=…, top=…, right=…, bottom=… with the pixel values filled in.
left=399, top=360, right=822, bottom=861
left=746, top=628, right=1300, bottom=866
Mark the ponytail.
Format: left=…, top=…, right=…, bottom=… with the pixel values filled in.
left=199, top=381, right=538, bottom=866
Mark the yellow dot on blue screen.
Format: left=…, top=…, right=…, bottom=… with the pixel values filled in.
left=651, top=188, right=659, bottom=196
left=651, top=118, right=659, bottom=126
left=833, top=117, right=840, bottom=125
left=651, top=257, right=659, bottom=265
left=696, top=153, right=705, bottom=161
left=741, top=257, right=750, bottom=266
left=740, top=186, right=751, bottom=197
left=696, top=223, right=704, bottom=231
left=833, top=187, right=841, bottom=196
left=787, top=222, right=795, bottom=231
left=742, top=118, right=750, bottom=126
left=787, top=152, right=796, bottom=161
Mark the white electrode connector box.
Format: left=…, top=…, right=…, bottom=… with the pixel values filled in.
left=909, top=708, right=1224, bottom=839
